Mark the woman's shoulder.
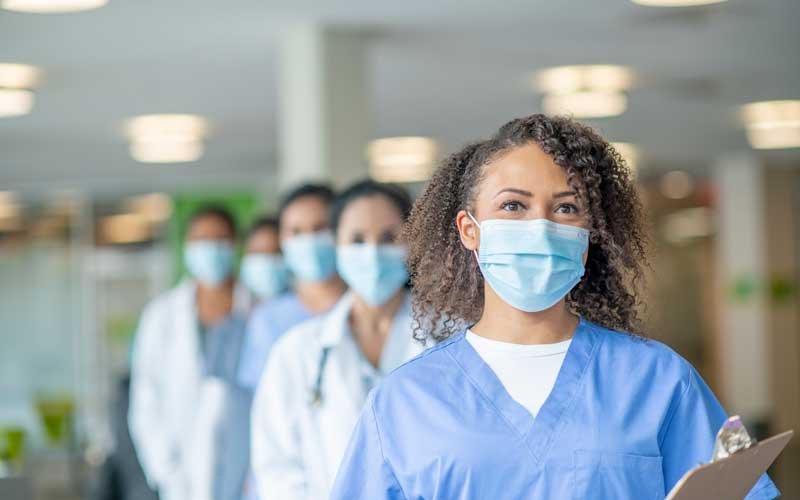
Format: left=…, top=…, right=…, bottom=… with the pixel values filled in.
left=585, top=320, right=695, bottom=385
left=369, top=333, right=465, bottom=403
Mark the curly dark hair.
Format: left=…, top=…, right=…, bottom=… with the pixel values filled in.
left=402, top=114, right=648, bottom=342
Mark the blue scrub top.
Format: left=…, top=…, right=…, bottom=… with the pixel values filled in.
left=330, top=318, right=779, bottom=500
left=236, top=292, right=312, bottom=390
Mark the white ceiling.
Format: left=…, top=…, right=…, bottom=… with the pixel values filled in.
left=1, top=0, right=798, bottom=199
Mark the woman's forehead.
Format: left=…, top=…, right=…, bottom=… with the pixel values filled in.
left=479, top=144, right=572, bottom=196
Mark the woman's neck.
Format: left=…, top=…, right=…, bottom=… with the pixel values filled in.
left=295, top=275, right=347, bottom=314
left=470, top=288, right=578, bottom=345
left=349, top=290, right=406, bottom=368
left=196, top=279, right=235, bottom=327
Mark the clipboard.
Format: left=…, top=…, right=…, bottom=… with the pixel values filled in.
left=666, top=430, right=794, bottom=500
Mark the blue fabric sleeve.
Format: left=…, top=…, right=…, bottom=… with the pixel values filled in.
left=236, top=307, right=270, bottom=389
left=329, top=395, right=407, bottom=500
left=659, top=365, right=780, bottom=499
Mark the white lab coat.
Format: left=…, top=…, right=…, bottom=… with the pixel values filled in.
left=128, top=279, right=250, bottom=500
left=250, top=291, right=425, bottom=500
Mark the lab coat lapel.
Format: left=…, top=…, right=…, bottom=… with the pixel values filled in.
left=319, top=294, right=366, bottom=416
left=173, top=281, right=204, bottom=413
left=377, top=293, right=418, bottom=373
left=448, top=318, right=601, bottom=468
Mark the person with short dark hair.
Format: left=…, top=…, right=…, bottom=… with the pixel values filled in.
left=329, top=115, right=780, bottom=500
left=129, top=204, right=252, bottom=500
left=240, top=216, right=287, bottom=301
left=250, top=179, right=423, bottom=500
left=236, top=183, right=347, bottom=500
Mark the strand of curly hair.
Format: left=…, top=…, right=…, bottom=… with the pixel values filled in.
left=402, top=114, right=649, bottom=343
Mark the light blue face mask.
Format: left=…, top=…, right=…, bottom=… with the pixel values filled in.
left=184, top=240, right=235, bottom=286
left=241, top=253, right=289, bottom=299
left=469, top=213, right=589, bottom=312
left=337, top=243, right=409, bottom=306
left=282, top=230, right=338, bottom=282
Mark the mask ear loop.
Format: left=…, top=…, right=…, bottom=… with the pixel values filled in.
left=467, top=212, right=482, bottom=266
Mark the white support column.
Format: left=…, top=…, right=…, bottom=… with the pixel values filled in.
left=277, top=24, right=369, bottom=190
left=713, top=152, right=771, bottom=422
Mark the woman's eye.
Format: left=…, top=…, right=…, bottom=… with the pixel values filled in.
left=351, top=234, right=365, bottom=244
left=555, top=203, right=579, bottom=215
left=500, top=200, right=524, bottom=212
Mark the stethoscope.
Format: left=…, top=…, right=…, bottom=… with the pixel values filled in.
left=309, top=347, right=332, bottom=407
left=308, top=344, right=382, bottom=408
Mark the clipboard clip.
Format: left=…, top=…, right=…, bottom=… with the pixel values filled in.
left=711, top=415, right=754, bottom=462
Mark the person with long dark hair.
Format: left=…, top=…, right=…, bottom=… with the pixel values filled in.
left=330, top=115, right=779, bottom=499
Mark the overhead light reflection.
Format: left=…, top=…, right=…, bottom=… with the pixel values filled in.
left=533, top=65, right=635, bottom=119
left=367, top=136, right=438, bottom=183
left=124, top=114, right=209, bottom=163
left=543, top=90, right=627, bottom=118
left=740, top=100, right=800, bottom=150
left=100, top=213, right=151, bottom=244
left=1, top=0, right=108, bottom=13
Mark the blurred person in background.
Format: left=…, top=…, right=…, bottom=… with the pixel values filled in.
left=240, top=216, right=289, bottom=303
left=237, top=184, right=347, bottom=500
left=182, top=215, right=289, bottom=500
left=330, top=115, right=779, bottom=499
left=251, top=180, right=425, bottom=500
left=128, top=206, right=250, bottom=500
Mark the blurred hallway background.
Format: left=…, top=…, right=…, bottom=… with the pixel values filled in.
left=1, top=0, right=798, bottom=498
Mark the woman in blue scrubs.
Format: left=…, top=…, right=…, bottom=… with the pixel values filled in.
left=330, top=114, right=779, bottom=499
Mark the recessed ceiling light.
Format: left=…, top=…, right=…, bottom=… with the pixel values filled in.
left=124, top=114, right=209, bottom=163
left=124, top=193, right=173, bottom=224
left=0, top=63, right=42, bottom=89
left=534, top=65, right=635, bottom=119
left=631, top=0, right=726, bottom=6
left=534, top=65, right=636, bottom=94
left=740, top=100, right=800, bottom=150
left=0, top=63, right=41, bottom=117
left=1, top=0, right=108, bottom=13
left=542, top=90, right=627, bottom=118
left=367, top=137, right=438, bottom=183
left=100, top=213, right=151, bottom=244
left=0, top=89, right=34, bottom=118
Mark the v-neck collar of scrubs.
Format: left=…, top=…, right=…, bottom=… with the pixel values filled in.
left=447, top=317, right=601, bottom=467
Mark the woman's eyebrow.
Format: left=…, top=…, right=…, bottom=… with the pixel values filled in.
left=553, top=190, right=577, bottom=199
left=493, top=187, right=533, bottom=198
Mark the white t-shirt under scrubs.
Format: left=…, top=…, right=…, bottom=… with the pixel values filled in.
left=466, top=330, right=572, bottom=418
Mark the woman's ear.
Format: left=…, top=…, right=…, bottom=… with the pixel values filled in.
left=456, top=210, right=479, bottom=251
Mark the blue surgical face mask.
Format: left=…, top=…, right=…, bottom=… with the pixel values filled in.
left=241, top=253, right=289, bottom=299
left=469, top=213, right=589, bottom=312
left=337, top=243, right=409, bottom=306
left=282, top=230, right=337, bottom=282
left=184, top=240, right=235, bottom=287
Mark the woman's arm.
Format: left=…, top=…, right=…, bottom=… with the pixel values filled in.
left=659, top=364, right=780, bottom=499
left=329, top=394, right=407, bottom=500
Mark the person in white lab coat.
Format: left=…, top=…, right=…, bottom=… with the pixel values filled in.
left=250, top=180, right=427, bottom=500
left=128, top=206, right=250, bottom=500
